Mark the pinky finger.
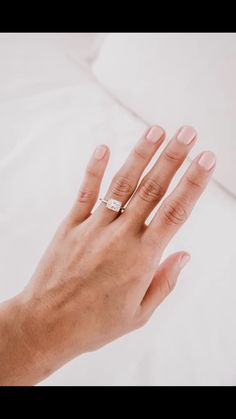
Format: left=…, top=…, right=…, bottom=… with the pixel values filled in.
left=138, top=252, right=190, bottom=323
left=69, top=144, right=110, bottom=224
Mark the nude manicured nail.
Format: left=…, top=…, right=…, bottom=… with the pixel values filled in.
left=146, top=126, right=164, bottom=144
left=177, top=126, right=197, bottom=145
left=179, top=254, right=191, bottom=269
left=198, top=151, right=216, bottom=171
left=94, top=145, right=107, bottom=160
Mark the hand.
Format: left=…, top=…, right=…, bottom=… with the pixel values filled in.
left=0, top=125, right=215, bottom=385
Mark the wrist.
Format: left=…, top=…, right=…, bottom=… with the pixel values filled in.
left=0, top=295, right=33, bottom=385
left=17, top=289, right=86, bottom=383
left=0, top=293, right=54, bottom=385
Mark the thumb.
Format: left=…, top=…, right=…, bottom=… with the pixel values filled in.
left=140, top=252, right=190, bottom=318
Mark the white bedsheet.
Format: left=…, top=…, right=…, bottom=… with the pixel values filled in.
left=0, top=34, right=236, bottom=386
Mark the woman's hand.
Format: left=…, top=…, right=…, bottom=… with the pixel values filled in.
left=0, top=125, right=215, bottom=385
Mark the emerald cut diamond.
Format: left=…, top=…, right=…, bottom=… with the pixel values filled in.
left=106, top=199, right=122, bottom=212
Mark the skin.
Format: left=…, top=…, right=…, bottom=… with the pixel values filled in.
left=0, top=125, right=215, bottom=386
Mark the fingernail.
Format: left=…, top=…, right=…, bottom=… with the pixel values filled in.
left=177, top=126, right=197, bottom=145
left=146, top=126, right=164, bottom=144
left=179, top=253, right=191, bottom=269
left=198, top=151, right=216, bottom=171
left=94, top=145, right=107, bottom=160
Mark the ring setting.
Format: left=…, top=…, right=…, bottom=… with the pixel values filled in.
left=100, top=198, right=125, bottom=213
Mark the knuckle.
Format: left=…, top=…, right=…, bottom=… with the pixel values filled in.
left=78, top=189, right=94, bottom=204
left=86, top=168, right=98, bottom=179
left=111, top=175, right=134, bottom=197
left=158, top=274, right=176, bottom=298
left=133, top=146, right=148, bottom=161
left=185, top=176, right=202, bottom=190
left=162, top=199, right=188, bottom=226
left=139, top=178, right=164, bottom=204
left=166, top=277, right=176, bottom=294
left=163, top=149, right=182, bottom=163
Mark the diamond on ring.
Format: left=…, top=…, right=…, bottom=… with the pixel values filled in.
left=99, top=197, right=124, bottom=213
left=106, top=198, right=122, bottom=212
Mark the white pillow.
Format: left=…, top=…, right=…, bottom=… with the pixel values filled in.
left=0, top=33, right=104, bottom=161
left=93, top=33, right=236, bottom=196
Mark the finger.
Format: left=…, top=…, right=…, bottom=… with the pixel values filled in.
left=94, top=125, right=165, bottom=224
left=69, top=144, right=110, bottom=224
left=147, top=150, right=216, bottom=249
left=139, top=252, right=190, bottom=321
left=126, top=126, right=197, bottom=228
